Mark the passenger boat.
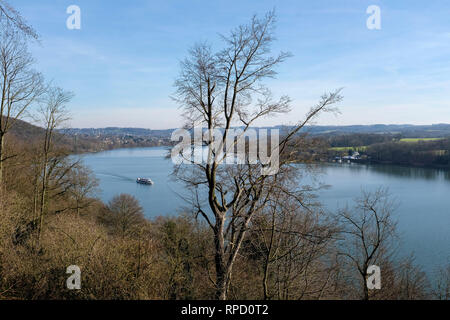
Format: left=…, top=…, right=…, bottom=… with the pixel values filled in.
left=136, top=178, right=154, bottom=185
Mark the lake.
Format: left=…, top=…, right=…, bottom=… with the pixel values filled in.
left=80, top=146, right=450, bottom=279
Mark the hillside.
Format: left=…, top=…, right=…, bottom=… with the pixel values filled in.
left=4, top=118, right=102, bottom=153
left=7, top=117, right=45, bottom=142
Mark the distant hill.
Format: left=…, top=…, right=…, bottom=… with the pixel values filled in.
left=64, top=124, right=450, bottom=139
left=4, top=119, right=171, bottom=153
left=4, top=118, right=104, bottom=153
left=7, top=121, right=450, bottom=154
left=300, top=124, right=450, bottom=137
left=6, top=117, right=45, bottom=142
left=60, top=127, right=173, bottom=138
left=59, top=127, right=173, bottom=152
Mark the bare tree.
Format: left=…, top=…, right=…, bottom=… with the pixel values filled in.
left=0, top=25, right=43, bottom=187
left=67, top=165, right=99, bottom=216
left=250, top=190, right=337, bottom=300
left=100, top=194, right=145, bottom=237
left=336, top=188, right=397, bottom=300
left=394, top=255, right=430, bottom=299
left=36, top=87, right=73, bottom=243
left=433, top=264, right=450, bottom=300
left=0, top=0, right=38, bottom=39
left=173, top=11, right=342, bottom=299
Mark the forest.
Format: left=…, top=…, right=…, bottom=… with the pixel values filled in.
left=326, top=133, right=450, bottom=168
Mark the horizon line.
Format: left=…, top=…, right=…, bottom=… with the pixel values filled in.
left=63, top=123, right=450, bottom=131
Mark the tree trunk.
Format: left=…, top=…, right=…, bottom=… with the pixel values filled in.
left=0, top=133, right=4, bottom=186
left=38, top=167, right=48, bottom=245
left=362, top=268, right=369, bottom=300
left=38, top=141, right=49, bottom=245
left=263, top=212, right=276, bottom=300
left=214, top=217, right=228, bottom=300
left=363, top=281, right=369, bottom=300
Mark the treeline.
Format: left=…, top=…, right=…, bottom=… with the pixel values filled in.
left=325, top=133, right=450, bottom=168
left=365, top=139, right=450, bottom=167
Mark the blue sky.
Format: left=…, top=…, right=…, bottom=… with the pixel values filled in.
left=12, top=0, right=450, bottom=129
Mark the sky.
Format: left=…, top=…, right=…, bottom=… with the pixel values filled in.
left=11, top=0, right=450, bottom=129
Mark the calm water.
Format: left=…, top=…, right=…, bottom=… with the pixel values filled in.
left=81, top=147, right=450, bottom=277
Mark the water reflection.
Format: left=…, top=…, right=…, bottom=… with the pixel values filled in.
left=324, top=163, right=450, bottom=181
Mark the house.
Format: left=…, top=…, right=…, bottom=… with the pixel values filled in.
left=343, top=152, right=361, bottom=161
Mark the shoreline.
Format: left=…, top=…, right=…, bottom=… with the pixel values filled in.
left=333, top=158, right=450, bottom=171
left=77, top=144, right=450, bottom=172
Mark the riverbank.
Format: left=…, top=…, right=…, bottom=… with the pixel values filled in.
left=333, top=158, right=450, bottom=170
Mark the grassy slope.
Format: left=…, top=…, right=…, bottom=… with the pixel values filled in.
left=399, top=138, right=444, bottom=142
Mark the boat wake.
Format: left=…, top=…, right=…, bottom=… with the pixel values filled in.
left=97, top=172, right=135, bottom=182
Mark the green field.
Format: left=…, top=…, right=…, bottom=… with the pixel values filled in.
left=330, top=146, right=367, bottom=152
left=399, top=138, right=444, bottom=143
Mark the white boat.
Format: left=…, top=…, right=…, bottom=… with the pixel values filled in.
left=136, top=178, right=154, bottom=185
